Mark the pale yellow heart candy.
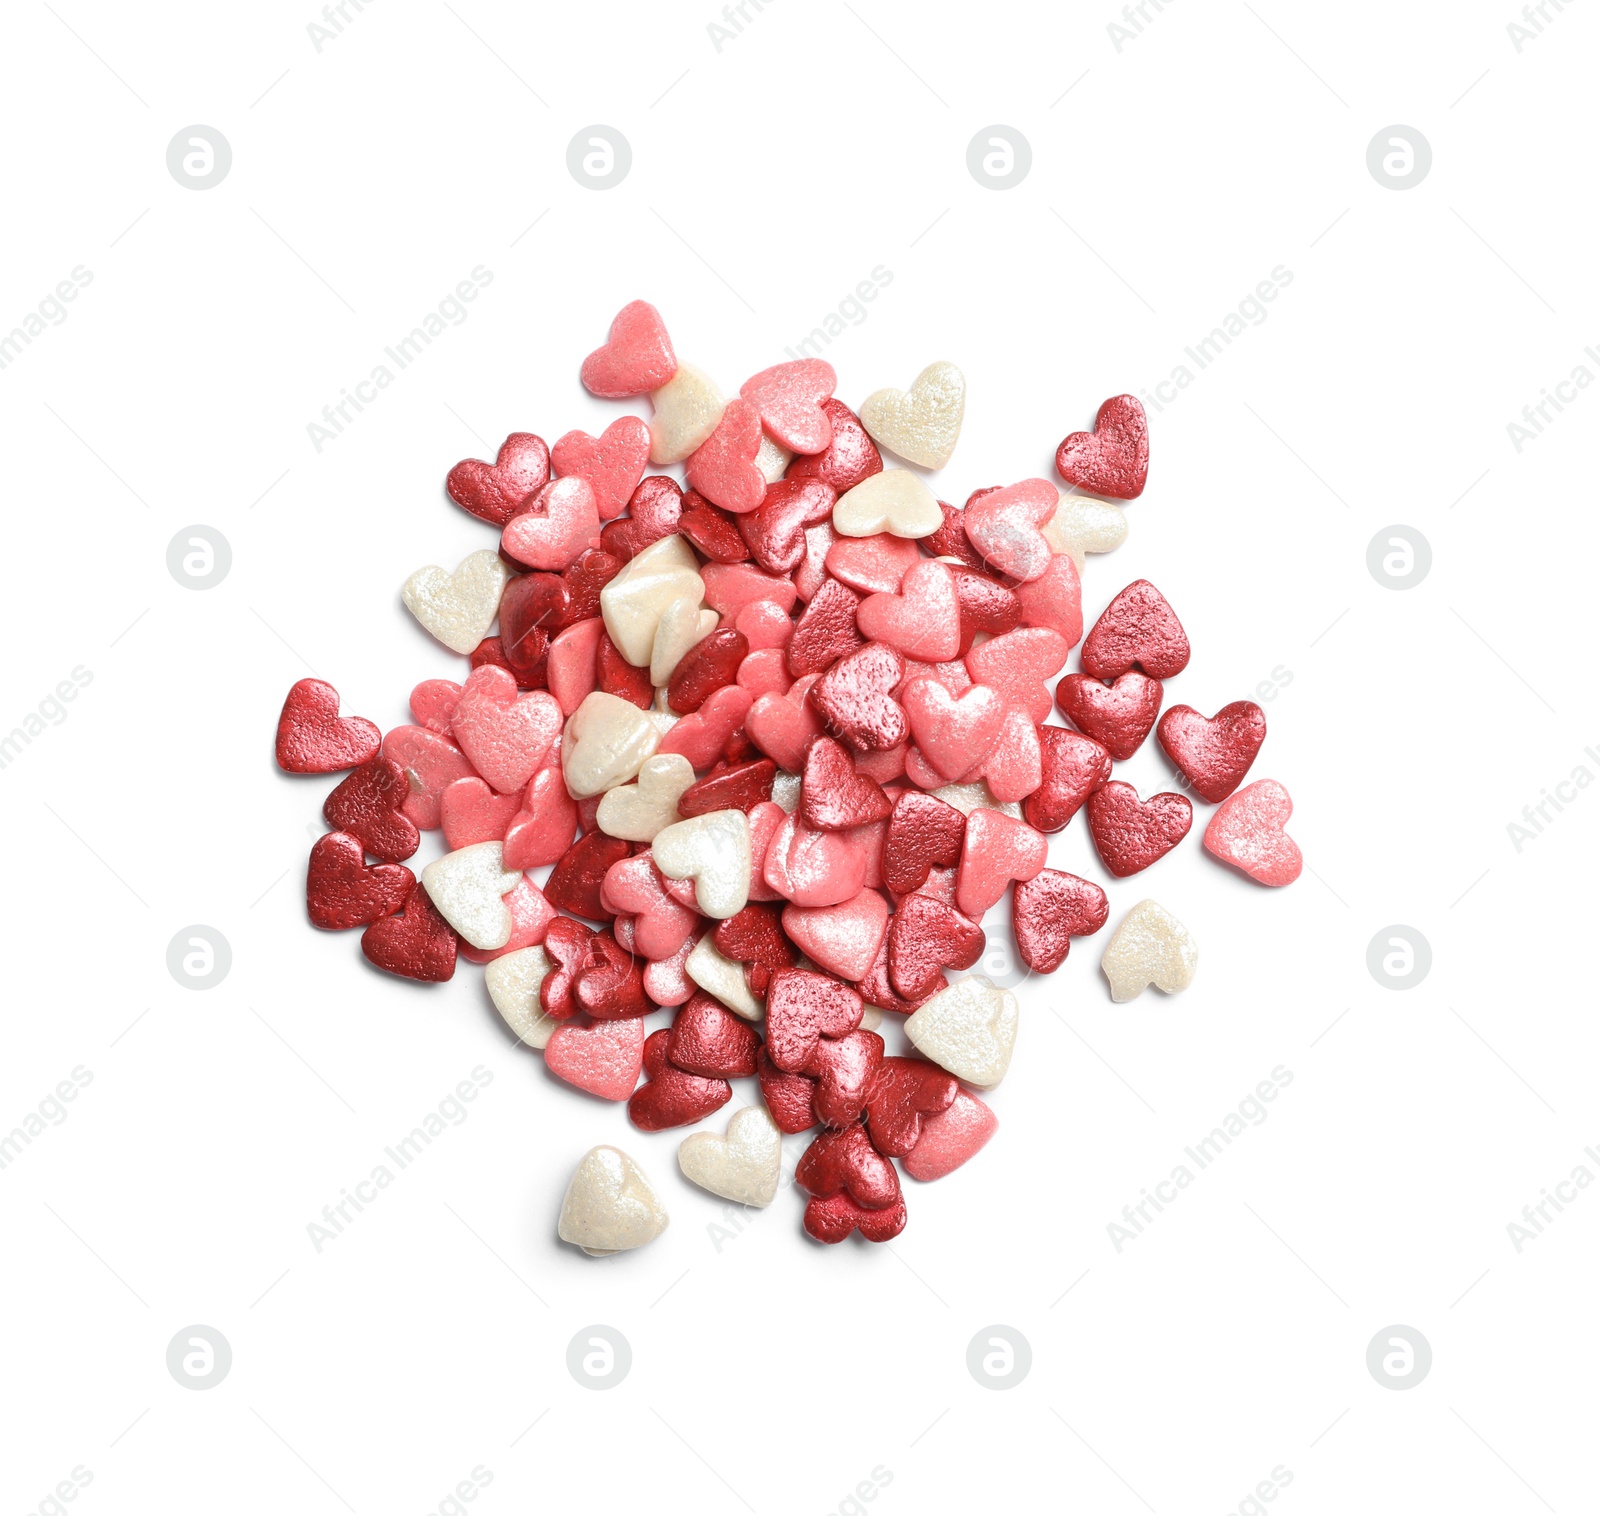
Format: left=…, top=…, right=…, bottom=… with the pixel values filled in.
left=756, top=431, right=793, bottom=483
left=420, top=842, right=520, bottom=950
left=649, top=363, right=725, bottom=464
left=596, top=753, right=696, bottom=842
left=401, top=549, right=511, bottom=655
left=653, top=809, right=751, bottom=920
left=484, top=946, right=557, bottom=1048
left=859, top=360, right=966, bottom=469
left=904, top=974, right=1018, bottom=1089
left=562, top=692, right=661, bottom=799
left=601, top=534, right=706, bottom=665
left=833, top=469, right=943, bottom=539
left=650, top=598, right=719, bottom=687
left=686, top=934, right=762, bottom=1019
left=558, top=1145, right=669, bottom=1255
left=932, top=782, right=1023, bottom=821
left=1043, top=493, right=1129, bottom=569
left=1101, top=899, right=1198, bottom=1002
left=678, top=1105, right=782, bottom=1207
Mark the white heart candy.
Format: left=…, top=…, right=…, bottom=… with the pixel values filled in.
left=402, top=549, right=510, bottom=655
left=596, top=753, right=696, bottom=841
left=932, top=781, right=1023, bottom=821
left=770, top=771, right=802, bottom=814
left=756, top=431, right=793, bottom=483
left=600, top=534, right=706, bottom=666
left=1100, top=899, right=1198, bottom=1002
left=420, top=841, right=520, bottom=950
left=652, top=809, right=752, bottom=920
left=558, top=1145, right=670, bottom=1255
left=904, top=974, right=1018, bottom=1089
left=833, top=469, right=943, bottom=540
left=484, top=946, right=557, bottom=1047
left=649, top=362, right=725, bottom=464
left=562, top=691, right=662, bottom=799
left=859, top=360, right=966, bottom=469
left=859, top=1004, right=883, bottom=1033
left=650, top=596, right=719, bottom=686
left=1043, top=494, right=1128, bottom=568
left=686, top=934, right=762, bottom=1019
left=678, top=1105, right=782, bottom=1207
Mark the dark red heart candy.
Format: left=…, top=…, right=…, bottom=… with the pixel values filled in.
left=540, top=915, right=595, bottom=1019
left=882, top=790, right=966, bottom=895
left=739, top=477, right=836, bottom=574
left=306, top=831, right=414, bottom=930
left=550, top=548, right=624, bottom=632
left=1085, top=781, right=1193, bottom=877
left=712, top=902, right=798, bottom=994
left=1055, top=671, right=1162, bottom=760
left=446, top=432, right=550, bottom=526
left=804, top=1029, right=884, bottom=1128
left=323, top=757, right=419, bottom=862
left=803, top=1189, right=907, bottom=1244
left=677, top=759, right=776, bottom=816
left=678, top=490, right=752, bottom=563
left=1011, top=868, right=1109, bottom=973
left=887, top=894, right=985, bottom=1000
left=795, top=1122, right=900, bottom=1208
left=597, top=631, right=653, bottom=709
left=1081, top=579, right=1189, bottom=680
left=855, top=941, right=944, bottom=1015
left=787, top=577, right=865, bottom=678
left=924, top=498, right=987, bottom=572
left=1054, top=394, right=1149, bottom=500
left=628, top=1028, right=732, bottom=1131
left=863, top=1056, right=958, bottom=1158
left=1157, top=701, right=1266, bottom=802
left=666, top=992, right=760, bottom=1077
left=1024, top=727, right=1112, bottom=833
left=575, top=929, right=650, bottom=1020
left=765, top=968, right=864, bottom=1073
left=801, top=737, right=892, bottom=831
left=757, top=1045, right=818, bottom=1133
left=545, top=832, right=631, bottom=920
left=360, top=882, right=458, bottom=982
left=275, top=679, right=380, bottom=773
left=668, top=628, right=749, bottom=714
left=784, top=400, right=882, bottom=492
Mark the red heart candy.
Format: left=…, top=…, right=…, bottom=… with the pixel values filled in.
left=503, top=765, right=579, bottom=869
left=1085, top=781, right=1193, bottom=877
left=758, top=1045, right=819, bottom=1133
left=498, top=572, right=566, bottom=673
left=711, top=902, right=797, bottom=993
left=740, top=359, right=836, bottom=453
left=825, top=533, right=922, bottom=595
left=276, top=679, right=380, bottom=774
left=950, top=567, right=1022, bottom=656
left=306, top=832, right=414, bottom=930
left=701, top=561, right=799, bottom=620
left=628, top=1028, right=732, bottom=1131
left=656, top=685, right=753, bottom=769
left=580, top=300, right=677, bottom=398
left=901, top=678, right=1006, bottom=782
left=545, top=832, right=631, bottom=920
left=596, top=631, right=653, bottom=710
left=546, top=1016, right=646, bottom=1101
left=956, top=808, right=1047, bottom=919
left=666, top=992, right=760, bottom=1077
left=856, top=559, right=961, bottom=662
left=502, top=476, right=603, bottom=570
left=668, top=628, right=749, bottom=714
left=676, top=492, right=751, bottom=564
left=966, top=628, right=1069, bottom=724
left=446, top=432, right=551, bottom=527
left=409, top=679, right=463, bottom=735
left=882, top=790, right=966, bottom=894
left=685, top=397, right=765, bottom=514
left=678, top=759, right=776, bottom=817
left=1081, top=579, right=1190, bottom=681
left=863, top=1056, right=958, bottom=1158
left=1024, top=727, right=1112, bottom=833
left=855, top=940, right=943, bottom=1014
left=380, top=726, right=477, bottom=830
left=745, top=687, right=822, bottom=773
left=458, top=875, right=555, bottom=965
left=926, top=497, right=988, bottom=572
left=765, top=968, right=864, bottom=1073
left=1011, top=868, right=1109, bottom=973
left=801, top=737, right=892, bottom=831
left=795, top=1121, right=899, bottom=1208
left=575, top=929, right=650, bottom=1019
left=903, top=1089, right=997, bottom=1181
left=438, top=776, right=522, bottom=852
left=803, top=1189, right=907, bottom=1244
left=961, top=477, right=1058, bottom=583
left=784, top=399, right=882, bottom=493
left=1203, top=778, right=1302, bottom=886
left=604, top=474, right=683, bottom=559
left=887, top=893, right=985, bottom=999
left=812, top=643, right=907, bottom=753
left=782, top=890, right=890, bottom=982
left=804, top=1029, right=885, bottom=1128
left=763, top=811, right=867, bottom=906
left=739, top=477, right=836, bottom=574
left=540, top=916, right=594, bottom=1019
left=549, top=548, right=625, bottom=632
left=552, top=416, right=651, bottom=520
left=1158, top=701, right=1266, bottom=802
left=1055, top=393, right=1149, bottom=499
left=787, top=578, right=865, bottom=677
left=359, top=882, right=458, bottom=982
left=470, top=636, right=545, bottom=691
left=1055, top=671, right=1162, bottom=760
left=1014, top=553, right=1083, bottom=647
left=323, top=757, right=419, bottom=862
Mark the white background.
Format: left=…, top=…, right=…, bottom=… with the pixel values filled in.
left=2, top=1, right=1596, bottom=1512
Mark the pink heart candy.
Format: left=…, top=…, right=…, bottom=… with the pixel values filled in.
left=551, top=416, right=651, bottom=520
left=644, top=932, right=701, bottom=1003
left=854, top=744, right=906, bottom=788
left=965, top=627, right=1070, bottom=724
left=685, top=398, right=766, bottom=514
left=701, top=561, right=800, bottom=620
left=961, top=478, right=1057, bottom=584
left=502, top=476, right=603, bottom=570
left=735, top=599, right=794, bottom=650
left=580, top=300, right=677, bottom=399
left=745, top=685, right=822, bottom=773
left=409, top=679, right=463, bottom=735
left=439, top=776, right=523, bottom=850
left=657, top=685, right=753, bottom=769
left=959, top=706, right=1042, bottom=803
left=547, top=617, right=603, bottom=716
left=1013, top=552, right=1083, bottom=647
left=449, top=666, right=563, bottom=795
left=737, top=647, right=792, bottom=699
left=503, top=765, right=579, bottom=869
left=763, top=811, right=867, bottom=907
left=600, top=855, right=699, bottom=959
left=459, top=876, right=556, bottom=964
left=1203, top=778, right=1303, bottom=886
left=545, top=1017, right=646, bottom=1101
left=855, top=559, right=961, bottom=662
left=782, top=890, right=890, bottom=982
left=901, top=678, right=1006, bottom=781
left=825, top=533, right=923, bottom=596
left=956, top=807, right=1048, bottom=919
left=903, top=1088, right=998, bottom=1181
left=795, top=522, right=836, bottom=602
left=746, top=800, right=788, bottom=903
left=380, top=725, right=477, bottom=830
left=740, top=359, right=836, bottom=453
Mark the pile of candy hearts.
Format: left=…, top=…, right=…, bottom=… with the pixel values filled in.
left=273, top=300, right=1302, bottom=1253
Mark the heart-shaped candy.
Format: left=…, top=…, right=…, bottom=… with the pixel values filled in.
left=457, top=876, right=555, bottom=966
left=859, top=360, right=965, bottom=469
left=605, top=474, right=685, bottom=561
left=668, top=628, right=748, bottom=713
left=801, top=737, right=892, bottom=831
left=648, top=597, right=718, bottom=688
left=902, top=678, right=1006, bottom=782
left=558, top=1145, right=669, bottom=1255
left=545, top=832, right=630, bottom=921
left=955, top=808, right=1047, bottom=918
left=323, top=757, right=418, bottom=861
left=739, top=477, right=836, bottom=574
left=501, top=765, right=579, bottom=869
left=685, top=398, right=766, bottom=514
left=546, top=1017, right=646, bottom=1101
left=882, top=790, right=966, bottom=894
left=379, top=726, right=476, bottom=830
left=1100, top=899, right=1198, bottom=1000
left=581, top=300, right=677, bottom=398
left=803, top=1189, right=907, bottom=1244
left=824, top=532, right=921, bottom=596
left=484, top=945, right=557, bottom=1047
left=686, top=933, right=762, bottom=1018
left=419, top=841, right=520, bottom=949
left=756, top=1045, right=819, bottom=1133
left=1055, top=671, right=1163, bottom=760
left=541, top=915, right=598, bottom=1018
left=402, top=549, right=512, bottom=655
left=307, top=832, right=415, bottom=930
left=547, top=619, right=603, bottom=716
left=856, top=941, right=943, bottom=1016
left=965, top=628, right=1069, bottom=724
left=1055, top=393, right=1149, bottom=499
left=649, top=362, right=725, bottom=465
left=359, top=881, right=457, bottom=981
left=785, top=399, right=883, bottom=492
left=666, top=992, right=760, bottom=1078
left=600, top=854, right=697, bottom=960
left=700, top=560, right=799, bottom=620
left=595, top=753, right=696, bottom=841
left=763, top=811, right=868, bottom=907
left=446, top=432, right=551, bottom=526
left=655, top=684, right=752, bottom=769
left=833, top=470, right=943, bottom=539
left=888, top=893, right=985, bottom=999
left=438, top=776, right=522, bottom=852
left=1085, top=781, right=1192, bottom=877
left=628, top=1028, right=732, bottom=1131
left=600, top=534, right=706, bottom=666
left=1011, top=869, right=1109, bottom=973
left=803, top=1029, right=885, bottom=1128
left=643, top=931, right=699, bottom=1007
left=781, top=889, right=889, bottom=982
left=409, top=679, right=463, bottom=735
left=787, top=578, right=865, bottom=677
left=855, top=559, right=961, bottom=661
left=813, top=643, right=907, bottom=752
left=740, top=359, right=836, bottom=453
left=796, top=1121, right=899, bottom=1208
left=961, top=707, right=1041, bottom=804
left=1203, top=778, right=1302, bottom=886
left=1014, top=553, right=1084, bottom=647
left=904, top=974, right=1018, bottom=1089
left=1082, top=579, right=1190, bottom=681
left=903, top=1089, right=997, bottom=1181
left=551, top=417, right=650, bottom=521
left=863, top=1056, right=959, bottom=1158
left=679, top=758, right=776, bottom=818
left=1043, top=494, right=1128, bottom=567
left=448, top=666, right=562, bottom=795
left=961, top=478, right=1058, bottom=583
left=502, top=477, right=603, bottom=571
left=652, top=809, right=752, bottom=919
left=764, top=968, right=863, bottom=1072
left=680, top=493, right=754, bottom=562
left=561, top=691, right=662, bottom=798
left=1158, top=701, right=1267, bottom=802
left=710, top=902, right=796, bottom=992
left=1023, top=727, right=1111, bottom=833
left=678, top=1105, right=782, bottom=1207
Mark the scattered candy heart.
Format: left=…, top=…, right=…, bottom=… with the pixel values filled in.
left=1011, top=869, right=1109, bottom=973
left=649, top=362, right=725, bottom=465
left=1055, top=670, right=1163, bottom=760
left=595, top=752, right=696, bottom=841
left=276, top=679, right=381, bottom=773
left=307, top=832, right=414, bottom=930
left=1081, top=579, right=1190, bottom=681
left=546, top=1017, right=646, bottom=1101
left=903, top=1089, right=997, bottom=1181
left=859, top=361, right=965, bottom=470
left=360, top=881, right=457, bottom=980
left=904, top=974, right=1018, bottom=1089
left=484, top=946, right=557, bottom=1047
left=558, top=1145, right=669, bottom=1255
left=833, top=470, right=943, bottom=539
left=679, top=1105, right=783, bottom=1206
left=501, top=477, right=603, bottom=572
left=419, top=841, right=520, bottom=950
left=1203, top=778, right=1302, bottom=885
left=1157, top=701, right=1266, bottom=802
left=447, top=432, right=551, bottom=526
left=1100, top=899, right=1198, bottom=1001
left=629, top=1028, right=732, bottom=1131
left=1055, top=393, right=1149, bottom=499
left=581, top=300, right=677, bottom=398
left=324, top=757, right=419, bottom=861
left=1085, top=781, right=1193, bottom=877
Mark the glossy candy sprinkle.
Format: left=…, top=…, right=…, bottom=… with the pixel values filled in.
left=1158, top=701, right=1267, bottom=802
left=277, top=679, right=380, bottom=773
left=558, top=1145, right=669, bottom=1255
left=859, top=361, right=966, bottom=470
left=1203, top=778, right=1302, bottom=885
left=1100, top=899, right=1198, bottom=1001
left=678, top=1105, right=782, bottom=1206
left=1055, top=394, right=1149, bottom=499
